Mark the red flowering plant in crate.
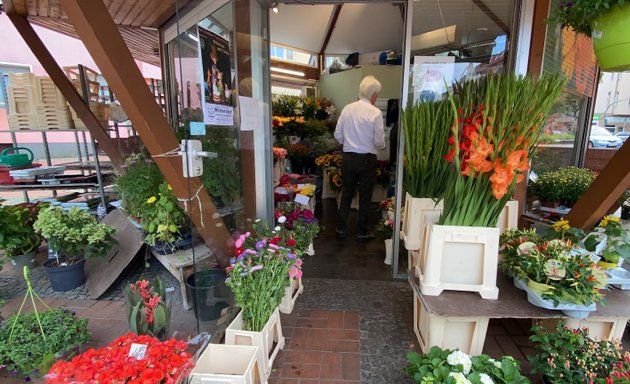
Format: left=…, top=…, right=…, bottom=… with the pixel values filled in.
left=45, top=333, right=193, bottom=383
left=440, top=73, right=565, bottom=227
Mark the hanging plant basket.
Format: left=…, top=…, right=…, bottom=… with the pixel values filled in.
left=592, top=4, right=630, bottom=72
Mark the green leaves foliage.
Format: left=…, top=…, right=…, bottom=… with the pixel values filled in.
left=547, top=0, right=626, bottom=36
left=0, top=200, right=46, bottom=257
left=405, top=347, right=530, bottom=384
left=0, top=308, right=89, bottom=378
left=33, top=206, right=117, bottom=264
left=528, top=166, right=596, bottom=207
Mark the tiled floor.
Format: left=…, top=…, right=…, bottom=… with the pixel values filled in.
left=269, top=309, right=361, bottom=383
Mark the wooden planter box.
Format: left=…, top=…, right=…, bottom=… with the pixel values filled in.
left=188, top=344, right=264, bottom=384
left=413, top=290, right=489, bottom=356
left=419, top=213, right=500, bottom=299
left=496, top=200, right=519, bottom=235
left=539, top=317, right=629, bottom=341
left=400, top=194, right=443, bottom=251
left=225, top=308, right=285, bottom=379
left=279, top=277, right=303, bottom=314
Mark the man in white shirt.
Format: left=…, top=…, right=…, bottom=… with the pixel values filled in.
left=334, top=75, right=386, bottom=242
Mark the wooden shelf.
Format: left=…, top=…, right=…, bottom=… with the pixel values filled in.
left=0, top=183, right=99, bottom=191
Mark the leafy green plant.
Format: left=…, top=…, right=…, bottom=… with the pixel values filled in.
left=287, top=143, right=310, bottom=161
left=33, top=206, right=117, bottom=266
left=141, top=182, right=186, bottom=247
left=530, top=322, right=629, bottom=383
left=124, top=278, right=170, bottom=340
left=583, top=215, right=630, bottom=264
left=402, top=99, right=452, bottom=199
left=0, top=200, right=46, bottom=258
left=405, top=347, right=530, bottom=383
left=528, top=166, right=597, bottom=206
left=547, top=0, right=626, bottom=36
left=0, top=267, right=89, bottom=379
left=114, top=154, right=165, bottom=220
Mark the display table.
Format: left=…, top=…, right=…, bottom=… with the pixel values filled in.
left=150, top=244, right=213, bottom=310
left=409, top=269, right=630, bottom=355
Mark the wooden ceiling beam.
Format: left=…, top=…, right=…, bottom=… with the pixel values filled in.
left=57, top=0, right=232, bottom=265
left=565, top=142, right=630, bottom=229
left=4, top=0, right=124, bottom=168
left=319, top=4, right=342, bottom=55
left=472, top=0, right=510, bottom=35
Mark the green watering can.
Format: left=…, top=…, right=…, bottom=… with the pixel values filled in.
left=0, top=147, right=34, bottom=168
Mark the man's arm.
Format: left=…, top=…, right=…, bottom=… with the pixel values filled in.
left=373, top=112, right=386, bottom=150
left=334, top=112, right=345, bottom=145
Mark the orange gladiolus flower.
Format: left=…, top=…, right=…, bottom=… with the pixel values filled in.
left=466, top=137, right=494, bottom=174
left=489, top=159, right=512, bottom=199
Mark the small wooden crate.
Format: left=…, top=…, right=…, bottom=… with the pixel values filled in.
left=279, top=277, right=303, bottom=314
left=70, top=102, right=109, bottom=130
left=496, top=200, right=519, bottom=235
left=413, top=290, right=489, bottom=356
left=225, top=308, right=285, bottom=379
left=7, top=85, right=37, bottom=115
left=35, top=77, right=68, bottom=109
left=400, top=194, right=443, bottom=251
left=8, top=73, right=36, bottom=87
left=188, top=344, right=264, bottom=384
left=538, top=317, right=629, bottom=341
left=419, top=213, right=500, bottom=299
left=36, top=106, right=74, bottom=130
left=7, top=113, right=38, bottom=131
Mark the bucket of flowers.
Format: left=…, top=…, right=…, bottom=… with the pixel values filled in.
left=418, top=73, right=565, bottom=300
left=405, top=347, right=531, bottom=383
left=530, top=322, right=630, bottom=383
left=500, top=228, right=608, bottom=318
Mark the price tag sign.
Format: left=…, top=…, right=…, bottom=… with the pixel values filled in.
left=294, top=194, right=310, bottom=205
left=128, top=343, right=147, bottom=360
left=544, top=259, right=566, bottom=281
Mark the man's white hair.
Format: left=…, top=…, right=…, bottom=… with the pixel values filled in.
left=359, top=75, right=382, bottom=99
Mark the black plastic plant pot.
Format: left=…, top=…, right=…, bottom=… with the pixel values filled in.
left=186, top=268, right=232, bottom=322
left=149, top=232, right=194, bottom=255
left=43, top=258, right=86, bottom=291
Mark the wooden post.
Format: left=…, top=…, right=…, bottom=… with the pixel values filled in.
left=57, top=0, right=232, bottom=265
left=4, top=3, right=124, bottom=168
left=565, top=142, right=630, bottom=229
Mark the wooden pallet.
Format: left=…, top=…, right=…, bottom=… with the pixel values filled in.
left=7, top=113, right=38, bottom=130
left=8, top=73, right=36, bottom=87
left=35, top=77, right=68, bottom=109
left=7, top=85, right=37, bottom=114
left=36, top=106, right=75, bottom=130
left=70, top=102, right=109, bottom=130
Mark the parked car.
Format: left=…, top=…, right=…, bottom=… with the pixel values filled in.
left=589, top=126, right=622, bottom=148
left=615, top=131, right=630, bottom=143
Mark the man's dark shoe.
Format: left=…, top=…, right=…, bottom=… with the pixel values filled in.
left=356, top=232, right=375, bottom=243
left=335, top=229, right=347, bottom=240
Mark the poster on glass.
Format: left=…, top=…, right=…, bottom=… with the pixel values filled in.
left=412, top=56, right=455, bottom=103
left=199, top=26, right=234, bottom=126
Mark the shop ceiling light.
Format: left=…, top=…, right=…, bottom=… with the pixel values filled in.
left=187, top=33, right=199, bottom=42
left=271, top=67, right=304, bottom=77
left=272, top=2, right=279, bottom=13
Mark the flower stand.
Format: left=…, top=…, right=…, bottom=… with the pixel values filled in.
left=496, top=200, right=518, bottom=234
left=418, top=213, right=499, bottom=300
left=413, top=290, right=489, bottom=356
left=188, top=344, right=264, bottom=384
left=384, top=238, right=392, bottom=265
left=400, top=193, right=443, bottom=251
left=279, top=277, right=303, bottom=314
left=225, top=308, right=285, bottom=379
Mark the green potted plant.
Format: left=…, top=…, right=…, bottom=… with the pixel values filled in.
left=123, top=278, right=170, bottom=340
left=114, top=154, right=165, bottom=225
left=33, top=206, right=117, bottom=291
left=0, top=200, right=45, bottom=271
left=140, top=182, right=190, bottom=254
left=0, top=267, right=89, bottom=379
left=583, top=215, right=630, bottom=269
left=529, top=166, right=597, bottom=208
left=530, top=322, right=630, bottom=383
left=548, top=0, right=630, bottom=72
left=405, top=347, right=531, bottom=383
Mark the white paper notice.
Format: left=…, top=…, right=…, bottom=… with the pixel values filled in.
left=128, top=343, right=147, bottom=360
left=412, top=56, right=455, bottom=103
left=238, top=96, right=260, bottom=132
left=294, top=194, right=310, bottom=205
left=204, top=104, right=234, bottom=126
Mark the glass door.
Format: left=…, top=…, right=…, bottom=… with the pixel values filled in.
left=163, top=0, right=272, bottom=334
